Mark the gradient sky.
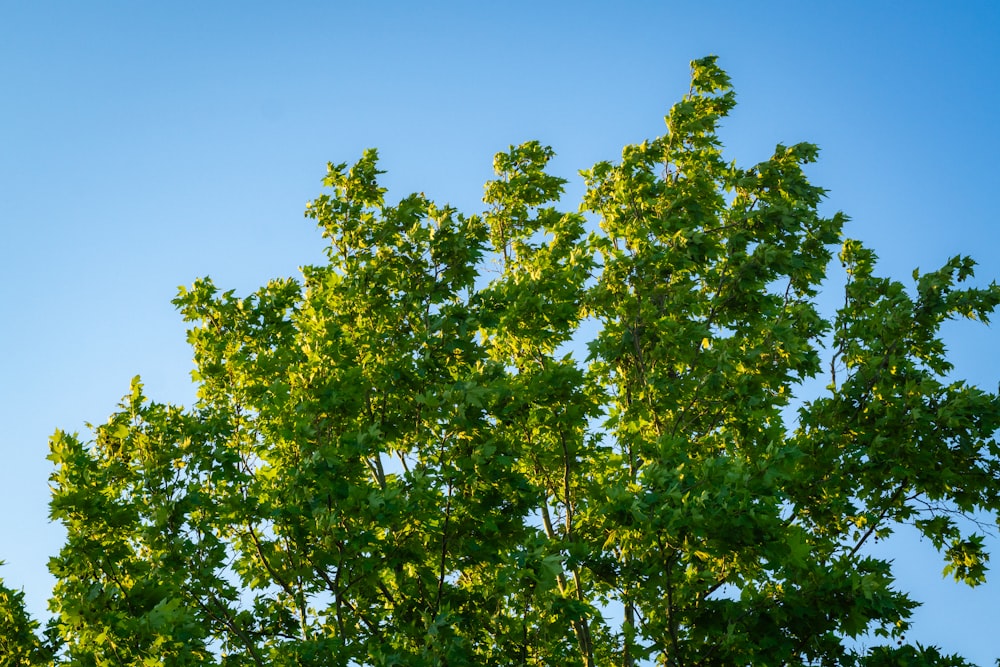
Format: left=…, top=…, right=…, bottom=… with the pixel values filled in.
left=3, top=2, right=999, bottom=662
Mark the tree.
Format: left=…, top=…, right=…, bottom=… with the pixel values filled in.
left=16, top=56, right=1000, bottom=665
left=0, top=569, right=53, bottom=666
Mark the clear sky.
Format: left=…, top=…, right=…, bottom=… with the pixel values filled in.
left=2, top=1, right=999, bottom=662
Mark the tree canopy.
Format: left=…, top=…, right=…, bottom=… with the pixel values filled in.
left=6, top=56, right=1000, bottom=666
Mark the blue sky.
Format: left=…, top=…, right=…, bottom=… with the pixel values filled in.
left=2, top=1, right=999, bottom=661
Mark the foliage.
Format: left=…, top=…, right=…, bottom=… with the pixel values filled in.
left=12, top=57, right=1000, bottom=665
left=0, top=568, right=53, bottom=666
